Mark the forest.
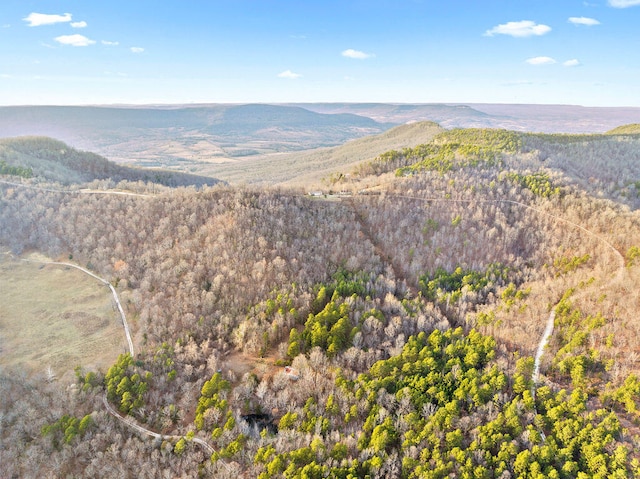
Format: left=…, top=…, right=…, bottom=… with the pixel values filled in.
left=1, top=126, right=640, bottom=478
left=0, top=136, right=222, bottom=187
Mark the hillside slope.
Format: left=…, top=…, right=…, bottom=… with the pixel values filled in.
left=0, top=136, right=222, bottom=187
left=201, top=121, right=445, bottom=185
left=607, top=123, right=640, bottom=134
left=2, top=126, right=640, bottom=476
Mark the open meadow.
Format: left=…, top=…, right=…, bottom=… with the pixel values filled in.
left=0, top=254, right=126, bottom=380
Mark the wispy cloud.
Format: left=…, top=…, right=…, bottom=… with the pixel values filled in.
left=278, top=70, right=302, bottom=79
left=342, top=49, right=375, bottom=59
left=501, top=80, right=536, bottom=87
left=23, top=12, right=72, bottom=27
left=608, top=0, right=640, bottom=7
left=54, top=34, right=96, bottom=47
left=71, top=21, right=87, bottom=28
left=568, top=16, right=600, bottom=26
left=526, top=56, right=556, bottom=65
left=563, top=59, right=581, bottom=67
left=130, top=47, right=145, bottom=53
left=102, top=40, right=119, bottom=46
left=484, top=20, right=551, bottom=37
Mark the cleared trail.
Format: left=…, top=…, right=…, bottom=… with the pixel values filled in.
left=12, top=256, right=135, bottom=357
left=1, top=182, right=221, bottom=456
left=378, top=193, right=627, bottom=393
left=3, top=180, right=627, bottom=456
left=6, top=253, right=216, bottom=456
left=532, top=310, right=555, bottom=397
left=0, top=179, right=151, bottom=198
left=102, top=395, right=215, bottom=455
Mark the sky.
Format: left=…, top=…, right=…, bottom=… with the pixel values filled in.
left=1, top=0, right=640, bottom=106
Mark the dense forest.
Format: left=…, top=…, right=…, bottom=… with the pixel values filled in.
left=1, top=127, right=640, bottom=478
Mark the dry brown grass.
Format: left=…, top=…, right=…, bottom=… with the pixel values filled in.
left=0, top=254, right=127, bottom=380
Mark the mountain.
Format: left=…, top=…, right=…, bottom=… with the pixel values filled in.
left=298, top=103, right=640, bottom=133
left=0, top=136, right=222, bottom=187
left=292, top=103, right=492, bottom=127
left=0, top=104, right=394, bottom=167
left=3, top=103, right=640, bottom=178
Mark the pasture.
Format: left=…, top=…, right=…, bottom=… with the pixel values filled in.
left=0, top=254, right=126, bottom=380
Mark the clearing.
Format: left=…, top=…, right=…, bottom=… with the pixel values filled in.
left=0, top=253, right=126, bottom=380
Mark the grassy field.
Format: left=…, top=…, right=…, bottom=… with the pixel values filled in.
left=0, top=254, right=126, bottom=380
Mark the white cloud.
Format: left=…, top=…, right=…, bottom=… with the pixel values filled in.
left=568, top=16, right=600, bottom=26
left=342, top=49, right=374, bottom=59
left=608, top=0, right=640, bottom=7
left=526, top=56, right=557, bottom=65
left=102, top=40, right=119, bottom=46
left=23, top=12, right=72, bottom=27
left=484, top=20, right=551, bottom=37
left=71, top=21, right=87, bottom=28
left=130, top=47, right=145, bottom=53
left=563, top=59, right=581, bottom=67
left=278, top=70, right=302, bottom=79
left=54, top=34, right=96, bottom=47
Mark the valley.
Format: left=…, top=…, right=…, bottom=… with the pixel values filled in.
left=3, top=103, right=640, bottom=179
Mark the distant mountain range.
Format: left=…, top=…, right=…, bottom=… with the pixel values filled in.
left=1, top=103, right=639, bottom=171
left=0, top=104, right=393, bottom=167
left=295, top=103, right=640, bottom=133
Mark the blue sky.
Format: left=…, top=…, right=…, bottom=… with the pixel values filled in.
left=1, top=0, right=639, bottom=106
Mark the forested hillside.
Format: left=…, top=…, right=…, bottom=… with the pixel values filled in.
left=0, top=136, right=222, bottom=187
left=1, top=126, right=640, bottom=478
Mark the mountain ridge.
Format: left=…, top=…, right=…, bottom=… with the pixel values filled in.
left=0, top=136, right=222, bottom=187
left=0, top=104, right=394, bottom=167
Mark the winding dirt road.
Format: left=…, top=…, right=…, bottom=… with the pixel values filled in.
left=3, top=178, right=627, bottom=456
left=11, top=256, right=135, bottom=357
left=12, top=255, right=215, bottom=455
left=0, top=179, right=151, bottom=198
left=102, top=395, right=215, bottom=455
left=1, top=181, right=219, bottom=455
